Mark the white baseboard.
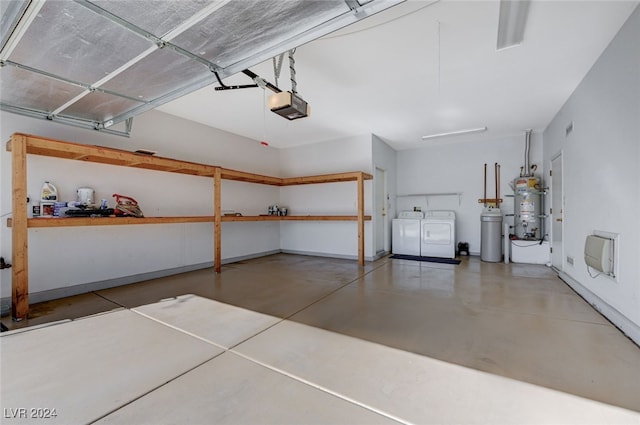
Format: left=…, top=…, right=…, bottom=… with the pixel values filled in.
left=280, top=249, right=375, bottom=262
left=220, top=250, right=282, bottom=265
left=373, top=250, right=390, bottom=261
left=0, top=262, right=214, bottom=316
left=558, top=271, right=640, bottom=347
left=0, top=249, right=283, bottom=317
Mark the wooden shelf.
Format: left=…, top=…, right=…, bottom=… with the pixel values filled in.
left=281, top=172, right=373, bottom=186
left=6, top=134, right=373, bottom=185
left=6, top=215, right=373, bottom=227
left=7, top=133, right=371, bottom=320
left=219, top=168, right=283, bottom=185
left=7, top=216, right=214, bottom=228
left=7, top=133, right=217, bottom=177
left=7, top=215, right=371, bottom=228
left=221, top=215, right=372, bottom=222
left=219, top=168, right=372, bottom=186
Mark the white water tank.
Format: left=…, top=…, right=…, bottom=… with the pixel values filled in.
left=480, top=208, right=503, bottom=262
left=514, top=176, right=542, bottom=240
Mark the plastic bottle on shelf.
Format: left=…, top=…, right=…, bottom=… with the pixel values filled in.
left=41, top=181, right=58, bottom=202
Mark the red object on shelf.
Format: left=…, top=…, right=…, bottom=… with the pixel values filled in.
left=112, top=193, right=144, bottom=217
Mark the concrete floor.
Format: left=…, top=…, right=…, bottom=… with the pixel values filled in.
left=2, top=253, right=640, bottom=418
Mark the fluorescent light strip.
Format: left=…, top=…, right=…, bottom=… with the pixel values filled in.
left=497, top=0, right=530, bottom=50
left=421, top=127, right=487, bottom=140
left=0, top=0, right=47, bottom=61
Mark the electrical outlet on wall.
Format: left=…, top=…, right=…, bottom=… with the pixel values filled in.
left=567, top=256, right=574, bottom=266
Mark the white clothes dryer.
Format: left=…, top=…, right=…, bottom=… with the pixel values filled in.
left=421, top=210, right=456, bottom=258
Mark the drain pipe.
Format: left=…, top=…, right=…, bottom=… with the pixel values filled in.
left=483, top=163, right=487, bottom=207
left=504, top=222, right=510, bottom=264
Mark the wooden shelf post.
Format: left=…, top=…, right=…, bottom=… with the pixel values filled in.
left=214, top=167, right=222, bottom=273
left=357, top=172, right=365, bottom=266
left=11, top=134, right=29, bottom=320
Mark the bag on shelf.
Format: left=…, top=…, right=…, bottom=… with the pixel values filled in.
left=112, top=193, right=144, bottom=217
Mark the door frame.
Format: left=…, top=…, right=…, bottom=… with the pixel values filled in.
left=550, top=151, right=564, bottom=270
left=374, top=166, right=389, bottom=256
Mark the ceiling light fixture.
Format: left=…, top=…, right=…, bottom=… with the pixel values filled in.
left=421, top=127, right=487, bottom=140
left=496, top=0, right=530, bottom=50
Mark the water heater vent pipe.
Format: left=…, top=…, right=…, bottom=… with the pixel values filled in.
left=522, top=129, right=533, bottom=177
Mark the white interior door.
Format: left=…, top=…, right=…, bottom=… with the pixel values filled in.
left=375, top=167, right=387, bottom=254
left=551, top=153, right=564, bottom=269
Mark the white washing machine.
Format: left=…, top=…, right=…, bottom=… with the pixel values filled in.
left=421, top=210, right=456, bottom=258
left=392, top=211, right=424, bottom=256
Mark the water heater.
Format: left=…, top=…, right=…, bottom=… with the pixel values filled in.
left=513, top=176, right=542, bottom=240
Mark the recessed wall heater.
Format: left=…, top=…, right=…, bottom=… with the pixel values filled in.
left=584, top=235, right=614, bottom=276
left=421, top=127, right=487, bottom=140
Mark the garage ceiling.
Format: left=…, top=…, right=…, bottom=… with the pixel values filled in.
left=157, top=0, right=638, bottom=150
left=1, top=1, right=638, bottom=149
left=0, top=0, right=402, bottom=135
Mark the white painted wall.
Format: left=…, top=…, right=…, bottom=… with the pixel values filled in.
left=278, top=135, right=374, bottom=258
left=278, top=134, right=372, bottom=176
left=0, top=114, right=379, bottom=304
left=0, top=110, right=281, bottom=303
left=396, top=134, right=543, bottom=254
left=542, top=6, right=640, bottom=339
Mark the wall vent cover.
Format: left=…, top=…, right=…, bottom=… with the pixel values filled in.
left=584, top=234, right=613, bottom=275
